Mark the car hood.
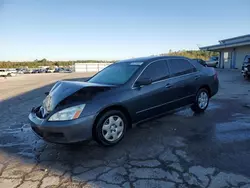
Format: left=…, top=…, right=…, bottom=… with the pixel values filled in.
left=43, top=81, right=114, bottom=112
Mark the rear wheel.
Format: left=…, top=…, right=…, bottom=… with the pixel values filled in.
left=94, top=110, right=127, bottom=146
left=191, top=88, right=209, bottom=113
left=244, top=75, right=250, bottom=80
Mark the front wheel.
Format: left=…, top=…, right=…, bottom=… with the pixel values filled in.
left=191, top=88, right=209, bottom=113
left=94, top=110, right=127, bottom=146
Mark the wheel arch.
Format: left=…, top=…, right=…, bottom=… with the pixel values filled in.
left=92, top=104, right=132, bottom=138
left=198, top=85, right=211, bottom=97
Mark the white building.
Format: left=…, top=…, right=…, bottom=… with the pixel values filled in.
left=200, top=34, right=250, bottom=69
left=74, top=63, right=112, bottom=72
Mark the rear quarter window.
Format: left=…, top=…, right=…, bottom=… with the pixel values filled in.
left=191, top=60, right=204, bottom=70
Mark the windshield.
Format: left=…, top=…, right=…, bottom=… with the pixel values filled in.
left=88, top=62, right=142, bottom=85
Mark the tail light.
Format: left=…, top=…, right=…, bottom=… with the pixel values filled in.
left=214, top=70, right=218, bottom=80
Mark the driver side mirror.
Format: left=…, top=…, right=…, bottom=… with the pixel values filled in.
left=134, top=77, right=152, bottom=87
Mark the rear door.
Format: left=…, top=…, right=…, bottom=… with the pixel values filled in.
left=166, top=58, right=200, bottom=108
left=130, top=60, right=171, bottom=122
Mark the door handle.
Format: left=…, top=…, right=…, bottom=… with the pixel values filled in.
left=165, top=83, right=172, bottom=88
left=195, top=75, right=201, bottom=80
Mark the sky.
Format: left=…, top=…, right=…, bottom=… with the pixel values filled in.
left=0, top=0, right=250, bottom=61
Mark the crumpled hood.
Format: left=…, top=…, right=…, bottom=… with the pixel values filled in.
left=43, top=81, right=114, bottom=112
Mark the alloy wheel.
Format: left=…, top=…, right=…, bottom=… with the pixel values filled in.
left=198, top=91, right=208, bottom=109
left=102, top=115, right=124, bottom=142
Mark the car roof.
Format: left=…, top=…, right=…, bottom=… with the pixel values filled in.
left=118, top=56, right=190, bottom=64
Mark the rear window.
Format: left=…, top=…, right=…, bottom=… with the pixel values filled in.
left=194, top=59, right=207, bottom=66
left=168, top=59, right=196, bottom=77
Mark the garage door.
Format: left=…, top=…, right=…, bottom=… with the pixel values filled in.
left=235, top=46, right=250, bottom=68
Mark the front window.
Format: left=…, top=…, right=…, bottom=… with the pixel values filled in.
left=139, top=60, right=170, bottom=82
left=88, top=62, right=142, bottom=85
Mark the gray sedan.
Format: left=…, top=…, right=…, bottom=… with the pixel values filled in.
left=29, top=56, right=219, bottom=146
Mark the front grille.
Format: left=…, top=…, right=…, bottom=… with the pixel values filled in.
left=46, top=132, right=64, bottom=139
left=32, top=126, right=65, bottom=140
left=35, top=106, right=49, bottom=119
left=36, top=108, right=43, bottom=118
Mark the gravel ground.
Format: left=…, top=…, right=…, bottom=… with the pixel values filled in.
left=0, top=70, right=250, bottom=188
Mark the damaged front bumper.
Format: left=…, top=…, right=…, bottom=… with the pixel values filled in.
left=29, top=107, right=95, bottom=144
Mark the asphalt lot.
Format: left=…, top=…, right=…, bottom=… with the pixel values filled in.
left=0, top=70, right=250, bottom=188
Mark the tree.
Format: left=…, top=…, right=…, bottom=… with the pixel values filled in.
left=162, top=50, right=218, bottom=60
left=0, top=50, right=219, bottom=69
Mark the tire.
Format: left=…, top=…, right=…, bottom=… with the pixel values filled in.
left=244, top=75, right=250, bottom=80
left=191, top=88, right=209, bottom=113
left=214, top=62, right=218, bottom=68
left=94, top=110, right=127, bottom=146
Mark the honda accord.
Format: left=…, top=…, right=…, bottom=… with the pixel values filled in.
left=29, top=56, right=219, bottom=146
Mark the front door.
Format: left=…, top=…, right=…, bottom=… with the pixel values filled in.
left=130, top=60, right=171, bottom=122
